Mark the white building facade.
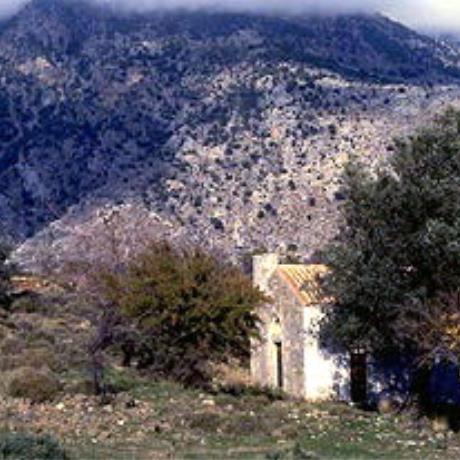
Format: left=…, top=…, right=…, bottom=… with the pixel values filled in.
left=251, top=254, right=364, bottom=402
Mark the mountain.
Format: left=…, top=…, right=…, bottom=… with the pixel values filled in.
left=3, top=0, right=460, bottom=267
left=433, top=32, right=460, bottom=52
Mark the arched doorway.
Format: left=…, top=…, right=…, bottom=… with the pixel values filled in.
left=269, top=316, right=283, bottom=389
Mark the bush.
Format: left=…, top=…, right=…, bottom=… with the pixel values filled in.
left=64, top=377, right=95, bottom=396
left=0, top=432, right=68, bottom=459
left=187, top=413, right=222, bottom=432
left=0, top=325, right=9, bottom=342
left=96, top=241, right=266, bottom=387
left=10, top=295, right=47, bottom=314
left=216, top=383, right=285, bottom=402
left=6, top=366, right=61, bottom=403
left=0, top=337, right=25, bottom=356
left=0, top=347, right=59, bottom=372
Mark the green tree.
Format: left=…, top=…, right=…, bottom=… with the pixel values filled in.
left=97, top=241, right=265, bottom=386
left=321, top=109, right=460, bottom=369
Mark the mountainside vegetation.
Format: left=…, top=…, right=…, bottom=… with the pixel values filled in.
left=2, top=0, right=460, bottom=266
left=0, top=242, right=12, bottom=309
left=3, top=2, right=460, bottom=457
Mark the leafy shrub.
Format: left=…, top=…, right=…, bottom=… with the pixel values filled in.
left=0, top=354, right=17, bottom=372
left=11, top=295, right=47, bottom=314
left=0, top=337, right=25, bottom=356
left=187, top=413, right=222, bottom=432
left=96, top=241, right=266, bottom=387
left=0, top=345, right=59, bottom=373
left=0, top=325, right=9, bottom=342
left=64, top=377, right=96, bottom=396
left=217, top=383, right=285, bottom=402
left=6, top=366, right=61, bottom=403
left=222, top=413, right=276, bottom=436
left=0, top=432, right=68, bottom=459
left=25, top=329, right=57, bottom=347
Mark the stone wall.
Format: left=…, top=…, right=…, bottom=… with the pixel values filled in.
left=252, top=254, right=279, bottom=292
left=303, top=306, right=350, bottom=401
left=251, top=254, right=351, bottom=401
left=251, top=255, right=305, bottom=398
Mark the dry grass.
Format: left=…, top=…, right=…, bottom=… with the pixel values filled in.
left=4, top=366, right=61, bottom=403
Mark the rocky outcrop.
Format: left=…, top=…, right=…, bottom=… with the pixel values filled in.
left=3, top=1, right=460, bottom=266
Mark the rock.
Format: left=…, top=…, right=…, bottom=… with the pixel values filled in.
left=377, top=397, right=394, bottom=414
left=103, top=405, right=114, bottom=414
left=431, top=416, right=449, bottom=433
left=202, top=399, right=215, bottom=407
left=98, top=431, right=111, bottom=441
left=125, top=399, right=137, bottom=409
left=271, top=428, right=284, bottom=438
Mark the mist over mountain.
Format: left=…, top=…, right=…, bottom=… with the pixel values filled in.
left=4, top=0, right=460, bottom=32
left=3, top=0, right=460, bottom=267
left=0, top=0, right=427, bottom=21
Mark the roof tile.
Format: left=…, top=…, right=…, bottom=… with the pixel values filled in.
left=276, top=264, right=331, bottom=306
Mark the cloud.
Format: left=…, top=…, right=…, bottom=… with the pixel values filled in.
left=387, top=0, right=460, bottom=32
left=0, top=0, right=29, bottom=18
left=92, top=0, right=378, bottom=14
left=2, top=0, right=460, bottom=32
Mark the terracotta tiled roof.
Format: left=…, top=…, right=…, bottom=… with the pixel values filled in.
left=276, top=264, right=331, bottom=306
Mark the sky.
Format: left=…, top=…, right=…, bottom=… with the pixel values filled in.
left=1, top=0, right=460, bottom=32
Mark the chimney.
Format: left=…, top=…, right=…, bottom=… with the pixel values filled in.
left=252, top=253, right=278, bottom=293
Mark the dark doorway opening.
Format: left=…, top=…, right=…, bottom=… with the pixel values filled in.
left=275, top=341, right=283, bottom=389
left=351, top=352, right=367, bottom=403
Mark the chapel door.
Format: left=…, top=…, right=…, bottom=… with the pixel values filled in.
left=275, top=341, right=283, bottom=389
left=350, top=352, right=367, bottom=403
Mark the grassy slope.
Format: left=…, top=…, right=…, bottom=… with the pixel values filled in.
left=66, top=368, right=460, bottom=460
left=2, top=289, right=460, bottom=459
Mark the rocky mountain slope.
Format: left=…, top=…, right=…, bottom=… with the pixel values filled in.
left=3, top=0, right=460, bottom=267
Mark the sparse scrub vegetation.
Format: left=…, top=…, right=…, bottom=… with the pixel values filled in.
left=0, top=242, right=12, bottom=311
left=3, top=5, right=460, bottom=459
left=0, top=432, right=68, bottom=460
left=10, top=294, right=48, bottom=314
left=0, top=347, right=59, bottom=372
left=4, top=366, right=61, bottom=403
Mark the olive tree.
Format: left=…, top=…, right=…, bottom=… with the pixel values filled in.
left=321, top=109, right=460, bottom=394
